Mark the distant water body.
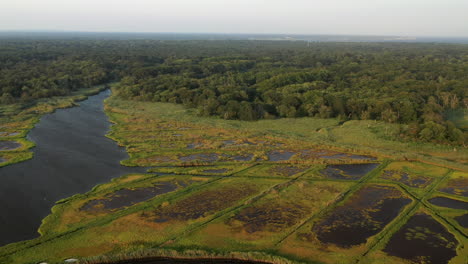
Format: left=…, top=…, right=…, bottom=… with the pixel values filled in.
left=0, top=90, right=143, bottom=246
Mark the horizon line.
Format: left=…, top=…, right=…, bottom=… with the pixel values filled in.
left=1, top=30, right=468, bottom=39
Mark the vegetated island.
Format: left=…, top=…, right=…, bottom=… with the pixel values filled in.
left=0, top=38, right=467, bottom=264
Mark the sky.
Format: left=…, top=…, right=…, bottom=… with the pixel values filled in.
left=1, top=0, right=468, bottom=37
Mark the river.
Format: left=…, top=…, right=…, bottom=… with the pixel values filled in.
left=0, top=90, right=143, bottom=246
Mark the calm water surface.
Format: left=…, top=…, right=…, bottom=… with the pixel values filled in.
left=0, top=90, right=143, bottom=246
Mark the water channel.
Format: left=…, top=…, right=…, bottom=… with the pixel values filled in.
left=0, top=90, right=144, bottom=246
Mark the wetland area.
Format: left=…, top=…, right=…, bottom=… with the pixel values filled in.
left=0, top=90, right=143, bottom=246
left=0, top=89, right=466, bottom=264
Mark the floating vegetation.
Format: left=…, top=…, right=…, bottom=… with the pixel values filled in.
left=439, top=172, right=468, bottom=197
left=380, top=170, right=433, bottom=188
left=311, top=185, right=411, bottom=248
left=383, top=213, right=458, bottom=264
left=319, top=163, right=379, bottom=180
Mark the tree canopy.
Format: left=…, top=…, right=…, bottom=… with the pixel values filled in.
left=0, top=39, right=467, bottom=145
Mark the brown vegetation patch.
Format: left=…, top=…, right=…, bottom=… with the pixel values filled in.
left=220, top=139, right=258, bottom=148
left=227, top=153, right=255, bottom=162
left=225, top=181, right=346, bottom=234
left=179, top=153, right=219, bottom=163
left=227, top=202, right=309, bottom=233
left=149, top=184, right=259, bottom=223
left=0, top=141, right=22, bottom=151
left=0, top=132, right=20, bottom=137
left=93, top=257, right=271, bottom=264
left=146, top=155, right=178, bottom=163
left=186, top=143, right=204, bottom=149
left=158, top=143, right=178, bottom=149
left=267, top=150, right=297, bottom=161
left=320, top=163, right=379, bottom=180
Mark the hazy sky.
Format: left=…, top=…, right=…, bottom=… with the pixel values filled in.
left=2, top=0, right=468, bottom=37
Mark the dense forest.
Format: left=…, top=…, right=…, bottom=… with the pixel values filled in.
left=0, top=39, right=467, bottom=145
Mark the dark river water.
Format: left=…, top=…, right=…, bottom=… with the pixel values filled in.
left=0, top=90, right=143, bottom=246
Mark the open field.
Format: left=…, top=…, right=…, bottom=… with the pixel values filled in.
left=1, top=92, right=467, bottom=264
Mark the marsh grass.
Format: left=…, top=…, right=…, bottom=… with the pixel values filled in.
left=106, top=97, right=467, bottom=170
left=2, top=92, right=468, bottom=264
left=172, top=180, right=353, bottom=251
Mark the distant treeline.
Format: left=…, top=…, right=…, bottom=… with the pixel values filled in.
left=0, top=39, right=467, bottom=145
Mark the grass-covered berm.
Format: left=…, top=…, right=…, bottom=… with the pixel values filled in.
left=0, top=85, right=110, bottom=168
left=0, top=91, right=467, bottom=264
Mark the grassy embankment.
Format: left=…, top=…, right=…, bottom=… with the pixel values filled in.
left=0, top=93, right=467, bottom=264
left=0, top=85, right=110, bottom=167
